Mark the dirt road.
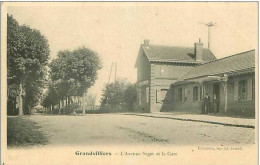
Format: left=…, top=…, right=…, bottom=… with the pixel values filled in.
left=28, top=114, right=255, bottom=146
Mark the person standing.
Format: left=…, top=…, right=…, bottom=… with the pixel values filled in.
left=202, top=94, right=207, bottom=114
left=202, top=94, right=210, bottom=114
left=206, top=95, right=211, bottom=114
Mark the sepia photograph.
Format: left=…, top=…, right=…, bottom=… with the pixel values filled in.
left=1, top=2, right=258, bottom=165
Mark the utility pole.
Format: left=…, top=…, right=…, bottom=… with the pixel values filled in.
left=198, top=22, right=216, bottom=49
left=107, top=62, right=117, bottom=84
left=114, top=62, right=117, bottom=83
left=206, top=22, right=215, bottom=49
left=108, top=63, right=113, bottom=84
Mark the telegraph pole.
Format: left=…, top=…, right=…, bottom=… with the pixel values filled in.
left=206, top=22, right=215, bottom=49
left=108, top=63, right=113, bottom=84
left=115, top=62, right=117, bottom=83
left=198, top=22, right=216, bottom=49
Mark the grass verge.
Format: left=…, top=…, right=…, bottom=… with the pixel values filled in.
left=7, top=117, right=48, bottom=148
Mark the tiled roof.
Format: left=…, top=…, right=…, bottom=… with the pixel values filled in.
left=178, top=50, right=255, bottom=81
left=142, top=45, right=217, bottom=62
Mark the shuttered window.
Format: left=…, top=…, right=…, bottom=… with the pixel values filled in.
left=247, top=79, right=252, bottom=100
left=234, top=81, right=239, bottom=100
left=156, top=89, right=168, bottom=103
left=161, top=89, right=168, bottom=102
left=238, top=80, right=247, bottom=100
left=177, top=88, right=182, bottom=101
left=234, top=79, right=253, bottom=101
left=184, top=88, right=189, bottom=101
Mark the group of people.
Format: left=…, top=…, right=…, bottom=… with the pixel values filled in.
left=201, top=94, right=216, bottom=114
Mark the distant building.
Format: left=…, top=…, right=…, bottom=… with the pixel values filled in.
left=135, top=39, right=216, bottom=112
left=172, top=50, right=255, bottom=116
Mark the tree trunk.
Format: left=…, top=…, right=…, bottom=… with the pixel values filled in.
left=82, top=94, right=85, bottom=114
left=50, top=105, right=52, bottom=114
left=66, top=97, right=68, bottom=110
left=78, top=96, right=81, bottom=112
left=71, top=96, right=76, bottom=114
left=62, top=99, right=65, bottom=114
left=58, top=100, right=61, bottom=114
left=18, top=83, right=23, bottom=116
left=68, top=96, right=71, bottom=113
left=28, top=106, right=31, bottom=115
left=13, top=99, right=16, bottom=115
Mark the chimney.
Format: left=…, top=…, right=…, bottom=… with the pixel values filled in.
left=194, top=38, right=203, bottom=61
left=143, top=39, right=150, bottom=48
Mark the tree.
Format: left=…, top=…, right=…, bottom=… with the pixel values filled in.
left=7, top=15, right=25, bottom=115
left=48, top=47, right=102, bottom=113
left=124, top=83, right=137, bottom=111
left=7, top=14, right=50, bottom=115
left=41, top=81, right=60, bottom=113
left=100, top=79, right=137, bottom=112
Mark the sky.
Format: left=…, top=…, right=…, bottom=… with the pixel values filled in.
left=6, top=2, right=258, bottom=104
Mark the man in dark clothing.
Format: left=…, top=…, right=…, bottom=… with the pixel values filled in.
left=206, top=95, right=211, bottom=113
left=202, top=94, right=210, bottom=114
left=202, top=94, right=207, bottom=114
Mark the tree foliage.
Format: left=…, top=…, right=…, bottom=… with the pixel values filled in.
left=42, top=47, right=102, bottom=113
left=7, top=14, right=50, bottom=115
left=100, top=79, right=137, bottom=111
left=124, top=83, right=137, bottom=111
left=50, top=47, right=102, bottom=97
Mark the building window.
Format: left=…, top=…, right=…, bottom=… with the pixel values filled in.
left=238, top=80, right=247, bottom=100
left=161, top=89, right=168, bottom=102
left=184, top=88, right=188, bottom=101
left=199, top=85, right=203, bottom=101
left=193, top=86, right=199, bottom=101
left=156, top=89, right=168, bottom=103
left=177, top=88, right=182, bottom=101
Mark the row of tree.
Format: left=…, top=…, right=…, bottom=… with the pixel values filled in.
left=7, top=14, right=50, bottom=115
left=7, top=14, right=136, bottom=115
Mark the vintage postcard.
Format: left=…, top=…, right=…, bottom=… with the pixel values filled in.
left=1, top=2, right=258, bottom=165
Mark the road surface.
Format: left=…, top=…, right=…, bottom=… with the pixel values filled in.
left=28, top=114, right=255, bottom=146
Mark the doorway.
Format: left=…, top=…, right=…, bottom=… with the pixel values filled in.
left=213, top=84, right=220, bottom=113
